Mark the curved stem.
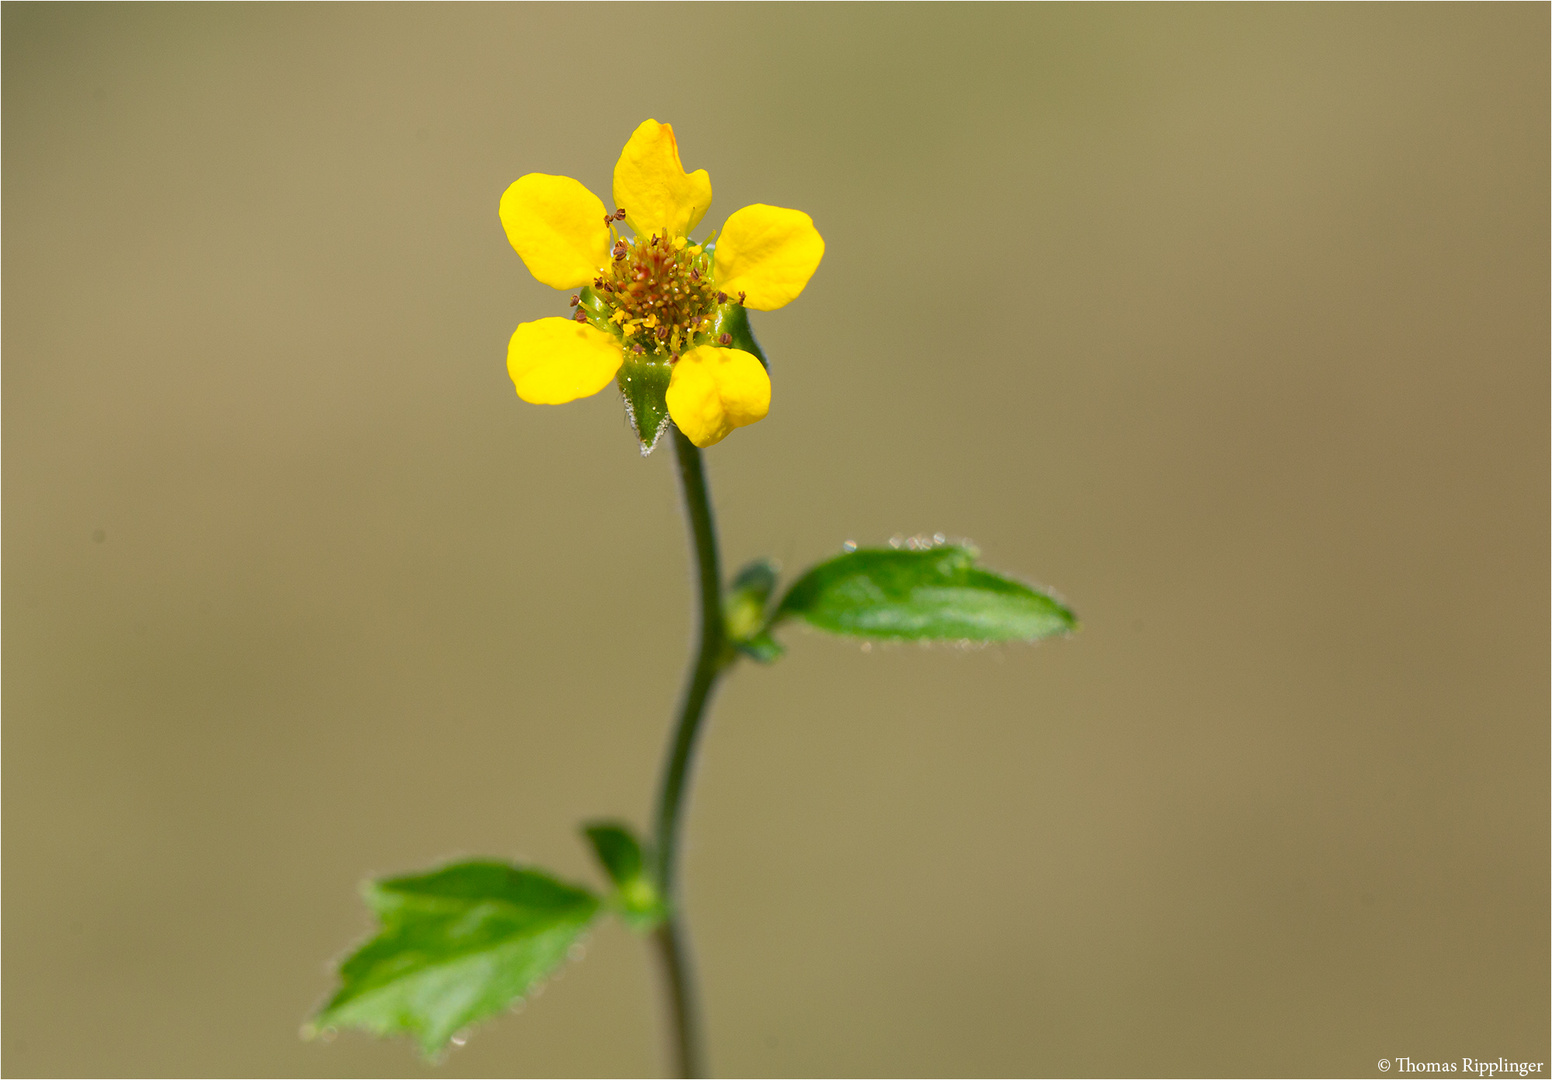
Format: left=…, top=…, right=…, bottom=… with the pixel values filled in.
left=652, top=428, right=728, bottom=1078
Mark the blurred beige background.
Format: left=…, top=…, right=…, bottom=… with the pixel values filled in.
left=4, top=4, right=1547, bottom=1077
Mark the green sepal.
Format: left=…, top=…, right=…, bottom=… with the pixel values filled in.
left=725, top=558, right=780, bottom=643
left=773, top=544, right=1077, bottom=642
left=576, top=285, right=612, bottom=330
left=616, top=355, right=674, bottom=455
left=582, top=822, right=666, bottom=932
left=309, top=861, right=599, bottom=1059
left=710, top=303, right=767, bottom=369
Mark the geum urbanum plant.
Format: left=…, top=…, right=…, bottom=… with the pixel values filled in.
left=308, top=119, right=1077, bottom=1077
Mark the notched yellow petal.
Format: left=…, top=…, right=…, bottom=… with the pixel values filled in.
left=507, top=318, right=624, bottom=405
left=665, top=345, right=771, bottom=448
left=613, top=120, right=712, bottom=240
left=713, top=205, right=825, bottom=311
left=500, top=174, right=611, bottom=290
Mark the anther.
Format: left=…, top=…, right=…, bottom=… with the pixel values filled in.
left=717, top=291, right=727, bottom=304
left=719, top=333, right=732, bottom=346
left=655, top=325, right=669, bottom=341
left=572, top=309, right=588, bottom=323
left=690, top=269, right=700, bottom=281
left=603, top=214, right=614, bottom=226
left=569, top=295, right=580, bottom=307
left=614, top=208, right=626, bottom=220
left=669, top=351, right=680, bottom=362
left=738, top=291, right=747, bottom=305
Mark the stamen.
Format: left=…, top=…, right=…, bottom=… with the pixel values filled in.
left=719, top=333, right=732, bottom=346
left=569, top=295, right=580, bottom=307
left=593, top=231, right=719, bottom=358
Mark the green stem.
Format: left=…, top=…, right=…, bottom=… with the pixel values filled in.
left=652, top=428, right=728, bottom=1079
left=652, top=921, right=703, bottom=1080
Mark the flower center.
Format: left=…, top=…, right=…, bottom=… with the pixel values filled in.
left=591, top=231, right=721, bottom=357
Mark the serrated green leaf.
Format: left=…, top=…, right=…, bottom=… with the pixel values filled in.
left=581, top=822, right=666, bottom=932
left=773, top=545, right=1076, bottom=642
left=311, top=861, right=599, bottom=1058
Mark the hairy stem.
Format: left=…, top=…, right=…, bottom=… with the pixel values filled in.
left=651, top=428, right=728, bottom=1078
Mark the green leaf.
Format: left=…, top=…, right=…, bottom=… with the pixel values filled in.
left=582, top=822, right=645, bottom=887
left=773, top=544, right=1076, bottom=642
left=310, top=861, right=599, bottom=1058
left=738, top=629, right=785, bottom=664
left=616, top=355, right=674, bottom=454
left=582, top=822, right=666, bottom=932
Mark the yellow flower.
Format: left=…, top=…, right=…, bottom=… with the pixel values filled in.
left=499, top=120, right=825, bottom=449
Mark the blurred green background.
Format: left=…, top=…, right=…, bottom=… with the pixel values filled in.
left=4, top=4, right=1547, bottom=1077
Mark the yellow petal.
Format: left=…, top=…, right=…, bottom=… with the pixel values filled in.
left=499, top=174, right=611, bottom=290
left=613, top=120, right=712, bottom=240
left=713, top=204, right=825, bottom=311
left=665, top=346, right=771, bottom=447
left=507, top=318, right=623, bottom=404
